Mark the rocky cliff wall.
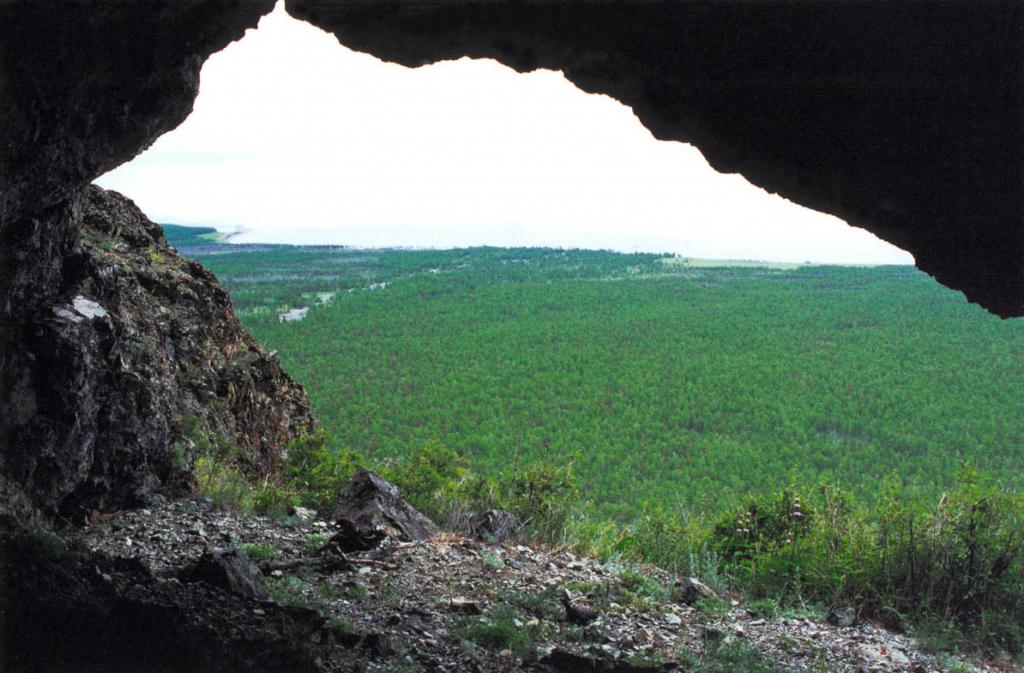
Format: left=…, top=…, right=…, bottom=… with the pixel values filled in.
left=0, top=1, right=281, bottom=525
left=0, top=186, right=314, bottom=525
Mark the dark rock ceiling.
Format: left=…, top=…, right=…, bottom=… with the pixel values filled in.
left=287, top=0, right=1024, bottom=318
left=2, top=1, right=1021, bottom=316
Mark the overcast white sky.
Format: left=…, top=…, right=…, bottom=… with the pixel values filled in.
left=97, top=2, right=912, bottom=264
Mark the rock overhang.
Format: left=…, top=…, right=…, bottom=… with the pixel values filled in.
left=284, top=0, right=1024, bottom=318
left=2, top=1, right=1021, bottom=316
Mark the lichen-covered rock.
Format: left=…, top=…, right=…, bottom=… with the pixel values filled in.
left=454, top=509, right=523, bottom=543
left=0, top=186, right=315, bottom=525
left=540, top=647, right=669, bottom=673
left=674, top=576, right=718, bottom=605
left=827, top=605, right=858, bottom=628
left=328, top=518, right=387, bottom=553
left=331, top=469, right=438, bottom=542
left=179, top=548, right=270, bottom=602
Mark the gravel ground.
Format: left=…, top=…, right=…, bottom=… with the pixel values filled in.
left=62, top=499, right=1012, bottom=673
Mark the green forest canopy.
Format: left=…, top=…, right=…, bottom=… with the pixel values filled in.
left=165, top=227, right=1024, bottom=522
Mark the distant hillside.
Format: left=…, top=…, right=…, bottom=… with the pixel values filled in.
left=161, top=223, right=302, bottom=258
left=164, top=242, right=1024, bottom=522
left=161, top=223, right=222, bottom=249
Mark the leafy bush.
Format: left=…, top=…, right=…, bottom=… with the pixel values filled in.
left=609, top=568, right=670, bottom=614
left=499, top=458, right=577, bottom=543
left=688, top=545, right=727, bottom=595
left=694, top=471, right=1024, bottom=654
left=710, top=482, right=873, bottom=607
left=568, top=471, right=1024, bottom=655
left=714, top=487, right=813, bottom=563
left=481, top=549, right=504, bottom=570
left=326, top=618, right=358, bottom=637
left=693, top=596, right=730, bottom=618
left=190, top=426, right=299, bottom=517
left=167, top=441, right=188, bottom=473
left=571, top=506, right=729, bottom=599
left=303, top=533, right=327, bottom=556
left=745, top=598, right=782, bottom=620
left=251, top=483, right=297, bottom=518
left=870, top=469, right=1024, bottom=653
left=194, top=456, right=253, bottom=511
left=382, top=441, right=577, bottom=544
left=913, top=617, right=969, bottom=653
left=381, top=440, right=468, bottom=523
left=267, top=574, right=311, bottom=608
left=507, top=588, right=564, bottom=621
left=284, top=429, right=362, bottom=511
left=178, top=414, right=238, bottom=464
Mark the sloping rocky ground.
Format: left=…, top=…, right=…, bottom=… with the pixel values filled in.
left=52, top=498, right=1004, bottom=673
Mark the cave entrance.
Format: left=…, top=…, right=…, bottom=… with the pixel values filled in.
left=16, top=0, right=1017, bottom=581
left=97, top=2, right=911, bottom=265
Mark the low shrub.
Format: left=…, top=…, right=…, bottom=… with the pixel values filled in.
left=383, top=441, right=578, bottom=544
left=167, top=441, right=188, bottom=474
left=568, top=469, right=1024, bottom=656
left=714, top=487, right=813, bottom=563
left=240, top=543, right=279, bottom=561
left=693, top=596, right=730, bottom=618
left=698, top=640, right=795, bottom=673
left=4, top=529, right=75, bottom=562
left=284, top=429, right=362, bottom=511
left=499, top=457, right=577, bottom=543
left=746, top=598, right=782, bottom=620
left=326, top=618, right=358, bottom=637
left=507, top=588, right=564, bottom=621
left=705, top=470, right=1024, bottom=655
left=186, top=411, right=1024, bottom=656
left=178, top=414, right=238, bottom=464
left=194, top=456, right=253, bottom=512
left=454, top=604, right=539, bottom=660
left=302, top=533, right=328, bottom=556
left=571, top=507, right=717, bottom=586
left=252, top=483, right=297, bottom=518
left=267, top=574, right=310, bottom=608
left=381, top=440, right=469, bottom=523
